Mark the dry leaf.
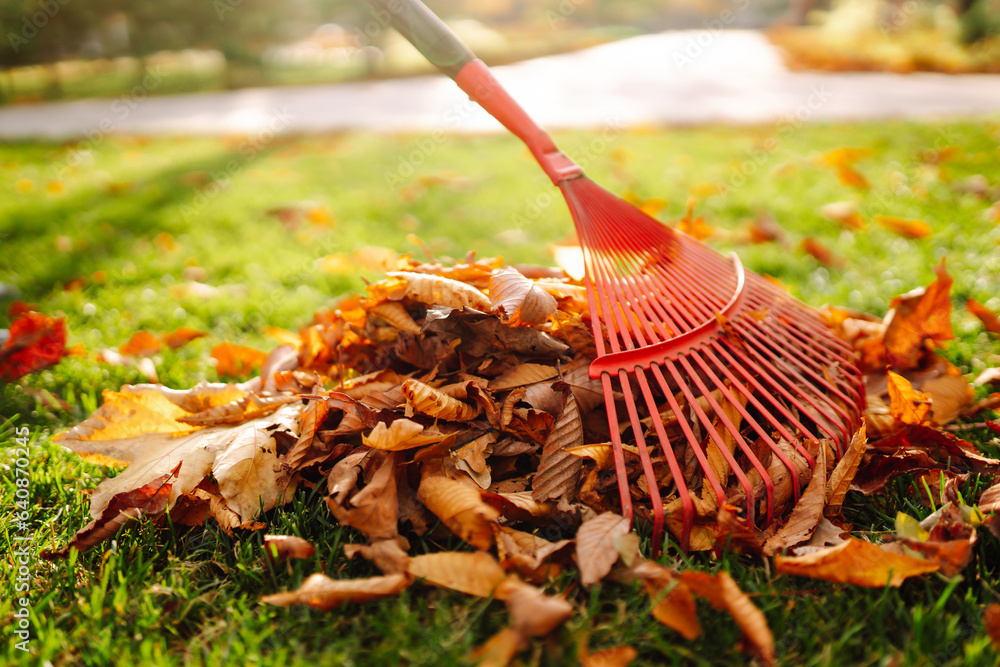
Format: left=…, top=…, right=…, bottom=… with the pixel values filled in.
left=402, top=378, right=479, bottom=421
left=383, top=271, right=490, bottom=311
left=344, top=538, right=411, bottom=575
left=496, top=577, right=573, bottom=637
left=579, top=646, right=638, bottom=667
left=627, top=560, right=701, bottom=640
left=763, top=447, right=827, bottom=555
left=327, top=453, right=399, bottom=540
left=883, top=259, right=954, bottom=370
left=406, top=551, right=507, bottom=598
left=826, top=423, right=867, bottom=515
left=161, top=327, right=209, bottom=350
left=533, top=387, right=584, bottom=502
left=264, top=534, right=316, bottom=562
left=488, top=364, right=559, bottom=391
left=887, top=371, right=932, bottom=424
left=489, top=268, right=558, bottom=326
left=470, top=627, right=525, bottom=667
left=575, top=513, right=630, bottom=586
left=967, top=299, right=1000, bottom=334
left=984, top=603, right=1000, bottom=650
left=775, top=537, right=939, bottom=587
left=260, top=572, right=409, bottom=610
left=417, top=474, right=499, bottom=549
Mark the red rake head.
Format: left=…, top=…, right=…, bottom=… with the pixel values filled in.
left=560, top=177, right=865, bottom=553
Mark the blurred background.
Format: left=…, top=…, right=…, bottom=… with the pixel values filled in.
left=1, top=0, right=998, bottom=105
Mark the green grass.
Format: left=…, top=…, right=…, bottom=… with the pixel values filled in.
left=2, top=117, right=1000, bottom=665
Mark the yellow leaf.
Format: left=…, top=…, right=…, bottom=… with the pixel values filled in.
left=887, top=371, right=932, bottom=424
left=417, top=475, right=499, bottom=549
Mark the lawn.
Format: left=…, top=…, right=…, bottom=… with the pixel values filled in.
left=2, top=117, right=1000, bottom=666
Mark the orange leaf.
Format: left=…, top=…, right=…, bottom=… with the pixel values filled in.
left=629, top=560, right=701, bottom=639
left=119, top=330, right=162, bottom=357
left=212, top=342, right=267, bottom=377
left=0, top=311, right=68, bottom=380
left=836, top=165, right=869, bottom=190
left=984, top=603, right=1000, bottom=650
left=883, top=259, right=954, bottom=370
left=874, top=215, right=933, bottom=239
left=161, top=327, right=209, bottom=350
left=775, top=537, right=939, bottom=586
left=887, top=371, right=932, bottom=425
left=966, top=299, right=1000, bottom=334
left=800, top=237, right=842, bottom=267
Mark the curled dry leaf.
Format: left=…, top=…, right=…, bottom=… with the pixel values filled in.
left=626, top=560, right=701, bottom=640
left=406, top=551, right=507, bottom=598
left=825, top=422, right=867, bottom=515
left=775, top=537, right=939, bottom=587
left=763, top=447, right=827, bottom=555
left=362, top=419, right=443, bottom=451
left=417, top=474, right=499, bottom=549
left=489, top=267, right=559, bottom=326
left=882, top=259, right=953, bottom=370
left=369, top=301, right=422, bottom=334
left=384, top=271, right=491, bottom=311
left=402, top=378, right=479, bottom=421
left=264, top=534, right=316, bottom=562
left=496, top=577, right=573, bottom=637
left=575, top=513, right=630, bottom=586
left=327, top=453, right=399, bottom=540
left=260, top=572, right=410, bottom=611
left=344, top=538, right=411, bottom=575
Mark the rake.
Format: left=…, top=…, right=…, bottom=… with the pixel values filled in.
left=370, top=0, right=865, bottom=553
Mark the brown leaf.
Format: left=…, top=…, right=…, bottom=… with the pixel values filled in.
left=826, top=423, right=867, bottom=515
left=285, top=398, right=330, bottom=470
left=469, top=627, right=525, bottom=667
left=496, top=577, right=573, bottom=637
left=344, top=538, right=411, bottom=575
left=627, top=560, right=701, bottom=640
left=800, top=237, right=843, bottom=268
left=327, top=452, right=399, bottom=540
left=575, top=512, right=630, bottom=586
left=362, top=419, right=445, bottom=451
left=764, top=447, right=827, bottom=555
left=417, top=474, right=499, bottom=549
left=775, top=537, right=939, bottom=586
left=43, top=466, right=178, bottom=559
left=402, top=378, right=479, bottom=421
left=489, top=267, right=558, bottom=326
left=533, top=387, right=584, bottom=503
left=263, top=534, right=315, bottom=562
left=488, top=363, right=559, bottom=391
left=260, top=572, right=409, bottom=610
left=406, top=551, right=507, bottom=598
left=368, top=301, right=421, bottom=334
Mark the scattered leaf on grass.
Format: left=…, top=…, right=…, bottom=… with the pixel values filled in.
left=417, top=474, right=499, bottom=549
left=575, top=513, right=630, bottom=586
left=874, top=215, right=933, bottom=239
left=260, top=572, right=409, bottom=610
left=775, top=537, right=939, bottom=587
left=0, top=310, right=68, bottom=379
left=264, top=534, right=316, bottom=562
left=212, top=342, right=267, bottom=377
left=406, top=551, right=507, bottom=598
left=966, top=299, right=1000, bottom=334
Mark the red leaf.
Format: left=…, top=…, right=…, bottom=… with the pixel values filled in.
left=0, top=311, right=68, bottom=380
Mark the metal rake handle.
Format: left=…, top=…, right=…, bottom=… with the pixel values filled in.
left=367, top=0, right=583, bottom=185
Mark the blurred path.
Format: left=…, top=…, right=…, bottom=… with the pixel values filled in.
left=2, top=31, right=1000, bottom=139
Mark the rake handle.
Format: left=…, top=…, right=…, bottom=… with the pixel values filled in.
left=367, top=0, right=583, bottom=185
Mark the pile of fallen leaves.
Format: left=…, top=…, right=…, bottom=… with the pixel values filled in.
left=42, top=252, right=1000, bottom=664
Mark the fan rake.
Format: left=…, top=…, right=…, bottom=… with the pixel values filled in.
left=370, top=0, right=866, bottom=553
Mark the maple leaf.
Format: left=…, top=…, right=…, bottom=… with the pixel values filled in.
left=0, top=310, right=68, bottom=380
